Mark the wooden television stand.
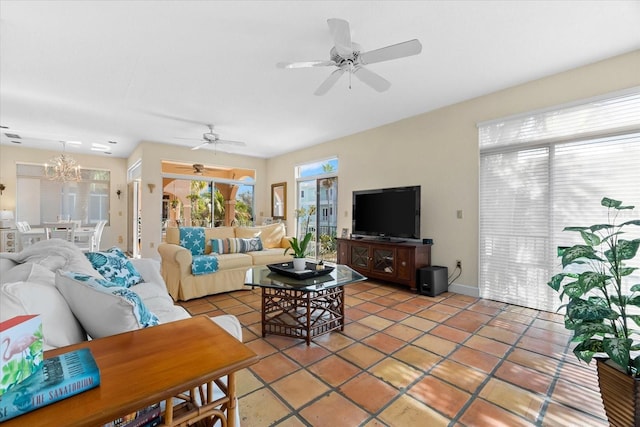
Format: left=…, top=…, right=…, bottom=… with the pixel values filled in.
left=336, top=237, right=431, bottom=290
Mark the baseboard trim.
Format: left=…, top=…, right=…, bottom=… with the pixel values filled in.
left=448, top=282, right=479, bottom=298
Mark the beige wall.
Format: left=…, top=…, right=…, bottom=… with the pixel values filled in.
left=0, top=144, right=129, bottom=250
left=267, top=50, right=640, bottom=294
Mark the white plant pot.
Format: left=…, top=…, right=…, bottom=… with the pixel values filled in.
left=292, top=258, right=307, bottom=272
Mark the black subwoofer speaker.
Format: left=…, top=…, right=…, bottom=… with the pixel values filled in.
left=417, top=266, right=448, bottom=297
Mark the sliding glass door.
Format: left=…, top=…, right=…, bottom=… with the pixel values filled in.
left=296, top=158, right=338, bottom=261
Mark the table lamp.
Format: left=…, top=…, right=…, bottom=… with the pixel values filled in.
left=0, top=210, right=14, bottom=229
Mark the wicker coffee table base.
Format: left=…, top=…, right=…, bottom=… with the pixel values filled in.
left=261, top=286, right=345, bottom=345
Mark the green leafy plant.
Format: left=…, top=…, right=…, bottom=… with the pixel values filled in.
left=319, top=233, right=336, bottom=257
left=548, top=197, right=640, bottom=376
left=284, top=205, right=316, bottom=258
left=285, top=232, right=313, bottom=258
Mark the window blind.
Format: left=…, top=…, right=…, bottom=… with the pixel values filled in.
left=479, top=88, right=640, bottom=312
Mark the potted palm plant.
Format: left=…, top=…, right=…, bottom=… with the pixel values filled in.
left=548, top=197, right=640, bottom=426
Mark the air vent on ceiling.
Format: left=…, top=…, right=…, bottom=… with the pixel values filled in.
left=4, top=133, right=21, bottom=139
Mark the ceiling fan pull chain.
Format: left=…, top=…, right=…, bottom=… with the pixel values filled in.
left=349, top=61, right=352, bottom=90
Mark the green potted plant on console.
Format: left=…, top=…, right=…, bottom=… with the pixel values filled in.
left=548, top=197, right=640, bottom=426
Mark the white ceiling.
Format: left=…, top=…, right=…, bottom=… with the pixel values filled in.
left=1, top=1, right=639, bottom=159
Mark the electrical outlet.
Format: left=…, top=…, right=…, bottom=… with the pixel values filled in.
left=456, top=260, right=462, bottom=269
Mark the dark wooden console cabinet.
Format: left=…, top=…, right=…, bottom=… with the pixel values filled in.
left=336, top=238, right=431, bottom=290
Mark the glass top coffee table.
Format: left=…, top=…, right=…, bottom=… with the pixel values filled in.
left=245, top=262, right=367, bottom=345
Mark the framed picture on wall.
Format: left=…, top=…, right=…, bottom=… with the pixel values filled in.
left=341, top=228, right=349, bottom=238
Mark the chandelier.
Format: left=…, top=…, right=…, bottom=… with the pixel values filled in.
left=45, top=142, right=81, bottom=182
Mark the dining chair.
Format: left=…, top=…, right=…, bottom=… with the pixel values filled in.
left=44, top=222, right=78, bottom=241
left=91, top=220, right=107, bottom=251
left=74, top=226, right=94, bottom=252
left=47, top=226, right=76, bottom=242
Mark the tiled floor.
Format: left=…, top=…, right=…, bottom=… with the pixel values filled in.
left=178, top=280, right=608, bottom=427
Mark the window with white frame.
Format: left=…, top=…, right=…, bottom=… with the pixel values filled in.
left=478, top=88, right=640, bottom=312
left=16, top=163, right=110, bottom=226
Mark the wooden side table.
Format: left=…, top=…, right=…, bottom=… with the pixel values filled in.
left=1, top=315, right=258, bottom=427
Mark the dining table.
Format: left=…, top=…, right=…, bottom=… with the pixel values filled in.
left=34, top=222, right=96, bottom=248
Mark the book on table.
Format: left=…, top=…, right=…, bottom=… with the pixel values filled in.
left=0, top=315, right=44, bottom=397
left=0, top=348, right=100, bottom=422
left=103, top=402, right=161, bottom=427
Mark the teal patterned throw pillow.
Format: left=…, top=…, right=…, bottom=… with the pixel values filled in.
left=85, top=247, right=142, bottom=288
left=180, top=227, right=206, bottom=256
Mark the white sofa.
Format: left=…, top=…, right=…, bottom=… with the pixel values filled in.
left=0, top=239, right=243, bottom=424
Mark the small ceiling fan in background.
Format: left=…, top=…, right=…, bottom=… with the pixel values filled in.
left=277, top=18, right=422, bottom=95
left=169, top=163, right=214, bottom=175
left=177, top=124, right=246, bottom=151
left=162, top=161, right=220, bottom=175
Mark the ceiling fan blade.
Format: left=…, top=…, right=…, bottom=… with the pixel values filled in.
left=216, top=139, right=246, bottom=146
left=277, top=60, right=336, bottom=69
left=327, top=18, right=353, bottom=58
left=314, top=68, right=346, bottom=96
left=353, top=66, right=391, bottom=92
left=144, top=111, right=207, bottom=126
left=359, top=39, right=422, bottom=65
left=190, top=141, right=209, bottom=151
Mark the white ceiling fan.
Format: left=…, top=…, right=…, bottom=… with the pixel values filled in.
left=186, top=124, right=246, bottom=151
left=277, top=18, right=422, bottom=96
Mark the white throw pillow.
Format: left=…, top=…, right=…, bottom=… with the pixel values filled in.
left=0, top=280, right=87, bottom=349
left=0, top=262, right=55, bottom=285
left=55, top=271, right=159, bottom=339
left=258, top=223, right=286, bottom=249
left=234, top=228, right=262, bottom=239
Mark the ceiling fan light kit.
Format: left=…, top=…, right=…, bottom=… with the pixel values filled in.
left=278, top=18, right=422, bottom=95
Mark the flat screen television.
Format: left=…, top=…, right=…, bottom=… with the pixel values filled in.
left=352, top=185, right=420, bottom=241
